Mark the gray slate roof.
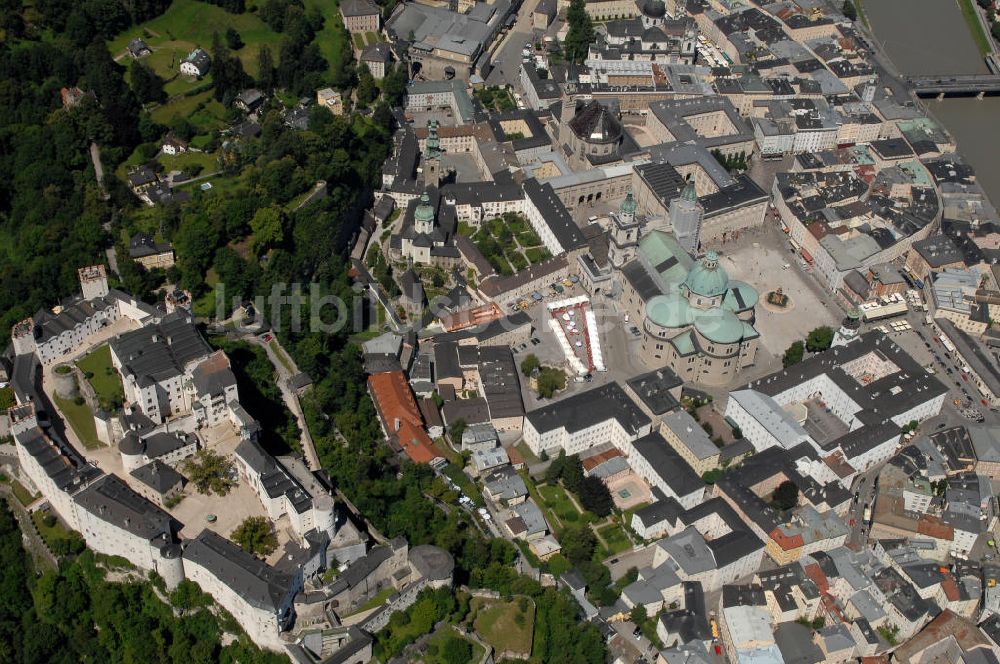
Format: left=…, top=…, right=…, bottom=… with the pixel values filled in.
left=183, top=529, right=297, bottom=612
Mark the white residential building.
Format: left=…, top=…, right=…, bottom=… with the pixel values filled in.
left=522, top=382, right=652, bottom=456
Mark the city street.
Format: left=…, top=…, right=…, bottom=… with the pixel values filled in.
left=486, top=0, right=546, bottom=89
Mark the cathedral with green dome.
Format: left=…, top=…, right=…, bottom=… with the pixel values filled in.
left=620, top=230, right=760, bottom=385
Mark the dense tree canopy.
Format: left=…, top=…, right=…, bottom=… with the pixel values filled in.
left=232, top=516, right=278, bottom=555
left=564, top=0, right=595, bottom=63
left=772, top=480, right=800, bottom=511
left=783, top=340, right=805, bottom=367
left=579, top=475, right=614, bottom=517
left=806, top=325, right=835, bottom=353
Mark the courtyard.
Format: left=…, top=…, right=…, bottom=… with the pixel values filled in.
left=715, top=224, right=842, bottom=358
left=606, top=472, right=651, bottom=511
left=803, top=399, right=851, bottom=445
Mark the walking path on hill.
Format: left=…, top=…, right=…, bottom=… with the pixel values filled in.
left=247, top=334, right=322, bottom=470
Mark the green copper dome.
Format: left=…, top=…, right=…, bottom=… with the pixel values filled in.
left=693, top=309, right=745, bottom=344
left=415, top=192, right=435, bottom=225
left=722, top=280, right=759, bottom=312
left=646, top=293, right=692, bottom=329
left=684, top=251, right=729, bottom=298
left=680, top=180, right=697, bottom=203
left=620, top=189, right=637, bottom=216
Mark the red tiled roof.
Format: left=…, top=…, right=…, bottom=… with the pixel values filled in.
left=368, top=371, right=442, bottom=464
left=941, top=573, right=960, bottom=602
left=803, top=563, right=829, bottom=593
left=770, top=526, right=804, bottom=551
left=917, top=515, right=955, bottom=541
left=581, top=447, right=624, bottom=471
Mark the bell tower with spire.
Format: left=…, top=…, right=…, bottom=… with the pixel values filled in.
left=609, top=188, right=641, bottom=269
left=422, top=120, right=442, bottom=187
left=414, top=191, right=436, bottom=235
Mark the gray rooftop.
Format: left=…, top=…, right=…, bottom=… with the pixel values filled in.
left=183, top=529, right=297, bottom=613
left=130, top=460, right=185, bottom=494
left=110, top=313, right=211, bottom=387
left=663, top=410, right=718, bottom=461
left=75, top=473, right=178, bottom=541
left=625, top=367, right=682, bottom=415
left=235, top=439, right=313, bottom=514
left=525, top=382, right=650, bottom=437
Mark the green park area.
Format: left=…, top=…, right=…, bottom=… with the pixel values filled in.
left=423, top=628, right=484, bottom=664
left=537, top=482, right=594, bottom=527
left=473, top=86, right=517, bottom=112
left=76, top=345, right=125, bottom=411
left=351, top=30, right=383, bottom=50
left=596, top=522, right=632, bottom=556
left=471, top=596, right=534, bottom=657
left=108, top=0, right=283, bottom=76
left=468, top=214, right=551, bottom=276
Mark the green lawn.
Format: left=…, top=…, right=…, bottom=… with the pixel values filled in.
left=352, top=33, right=365, bottom=50
left=31, top=510, right=74, bottom=549
left=304, top=0, right=353, bottom=81
left=108, top=0, right=283, bottom=76
left=150, top=89, right=215, bottom=126
left=53, top=396, right=102, bottom=449
left=596, top=522, right=633, bottom=555
left=348, top=586, right=396, bottom=616
left=269, top=340, right=294, bottom=374
left=76, top=345, right=124, bottom=411
left=160, top=150, right=218, bottom=175
left=472, top=598, right=534, bottom=656
left=524, top=247, right=552, bottom=264
left=8, top=478, right=39, bottom=506
left=186, top=97, right=230, bottom=132
left=472, top=213, right=545, bottom=274
left=193, top=267, right=221, bottom=317
left=0, top=386, right=14, bottom=411
left=424, top=628, right=484, bottom=664
left=538, top=483, right=593, bottom=525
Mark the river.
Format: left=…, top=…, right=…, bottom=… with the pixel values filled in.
left=864, top=0, right=1000, bottom=203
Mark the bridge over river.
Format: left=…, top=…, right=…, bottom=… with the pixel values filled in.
left=906, top=55, right=1000, bottom=97
left=906, top=74, right=1000, bottom=97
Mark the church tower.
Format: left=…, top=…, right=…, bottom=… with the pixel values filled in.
left=832, top=308, right=862, bottom=348
left=609, top=189, right=640, bottom=269
left=414, top=191, right=436, bottom=236
left=422, top=120, right=442, bottom=187
left=669, top=180, right=703, bottom=255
